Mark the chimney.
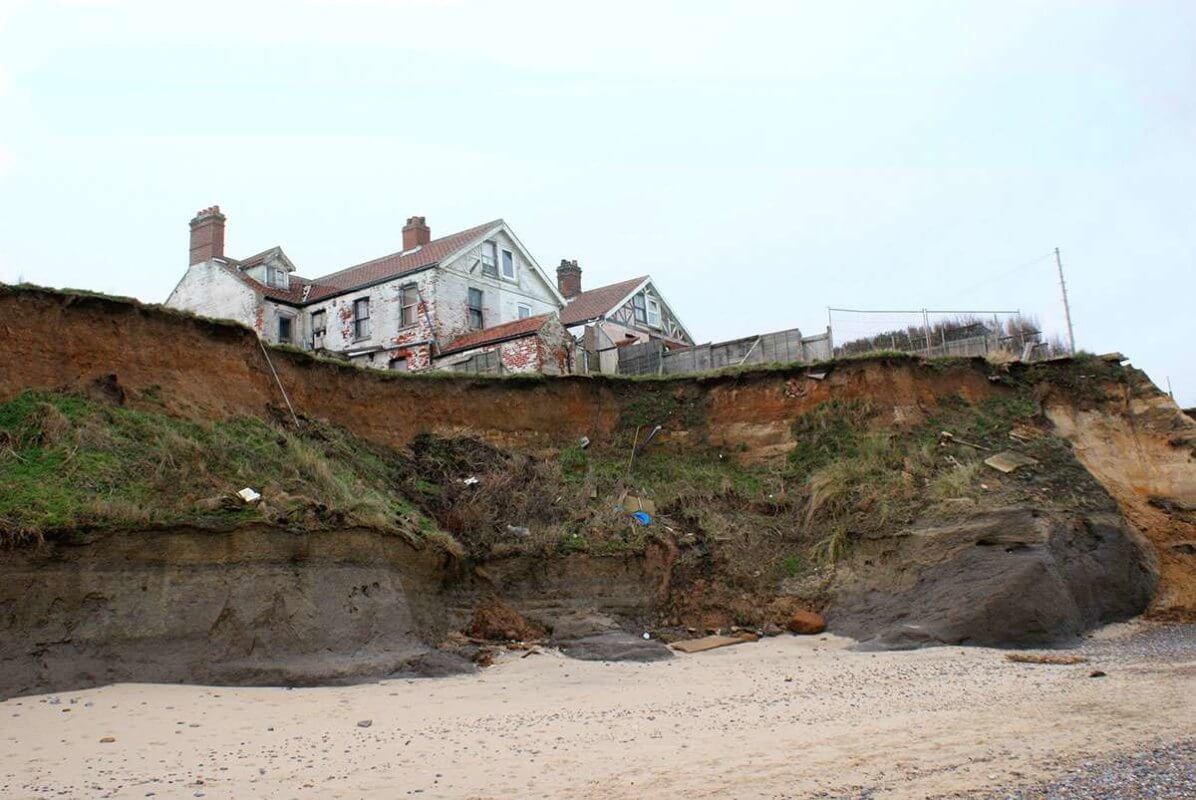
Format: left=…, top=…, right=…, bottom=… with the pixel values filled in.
left=557, top=259, right=582, bottom=298
left=402, top=215, right=431, bottom=250
left=189, top=205, right=226, bottom=265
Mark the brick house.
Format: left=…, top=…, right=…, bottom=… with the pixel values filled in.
left=166, top=207, right=571, bottom=373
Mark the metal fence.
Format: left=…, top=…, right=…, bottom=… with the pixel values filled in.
left=617, top=327, right=833, bottom=376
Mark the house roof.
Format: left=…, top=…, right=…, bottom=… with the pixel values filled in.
left=439, top=314, right=551, bottom=356
left=559, top=276, right=649, bottom=326
left=230, top=219, right=504, bottom=305
left=304, top=219, right=502, bottom=301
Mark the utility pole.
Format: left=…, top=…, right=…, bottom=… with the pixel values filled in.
left=1055, top=247, right=1076, bottom=355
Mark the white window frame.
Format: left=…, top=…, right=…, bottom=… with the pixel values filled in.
left=266, top=265, right=289, bottom=290
left=632, top=292, right=647, bottom=324
left=647, top=297, right=661, bottom=328
left=501, top=249, right=516, bottom=280
left=481, top=241, right=498, bottom=277
left=467, top=288, right=484, bottom=330
left=277, top=314, right=294, bottom=344
left=353, top=297, right=371, bottom=341
left=311, top=309, right=326, bottom=349
left=400, top=285, right=419, bottom=328
left=516, top=303, right=531, bottom=319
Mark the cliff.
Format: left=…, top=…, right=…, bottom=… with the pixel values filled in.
left=1, top=284, right=1193, bottom=696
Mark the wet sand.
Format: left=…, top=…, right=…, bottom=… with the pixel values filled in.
left=2, top=623, right=1193, bottom=799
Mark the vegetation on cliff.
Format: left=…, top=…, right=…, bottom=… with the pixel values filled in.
left=0, top=356, right=1126, bottom=584
left=0, top=390, right=429, bottom=542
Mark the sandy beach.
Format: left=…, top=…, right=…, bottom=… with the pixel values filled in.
left=2, top=623, right=1193, bottom=799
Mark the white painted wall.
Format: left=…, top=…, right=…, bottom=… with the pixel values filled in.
left=261, top=300, right=303, bottom=347
left=165, top=224, right=567, bottom=372
left=434, top=229, right=561, bottom=343
left=165, top=261, right=262, bottom=331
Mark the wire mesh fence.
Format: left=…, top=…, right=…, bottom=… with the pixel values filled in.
left=828, top=308, right=1054, bottom=360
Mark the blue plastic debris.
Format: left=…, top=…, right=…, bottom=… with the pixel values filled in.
left=631, top=511, right=651, bottom=526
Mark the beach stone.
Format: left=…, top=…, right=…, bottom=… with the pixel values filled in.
left=356, top=719, right=372, bottom=728
left=787, top=611, right=826, bottom=635
left=557, top=632, right=673, bottom=662
left=544, top=610, right=621, bottom=641
left=392, top=650, right=476, bottom=678
left=830, top=508, right=1156, bottom=650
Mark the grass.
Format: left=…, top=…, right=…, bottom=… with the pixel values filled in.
left=0, top=390, right=432, bottom=543
left=0, top=360, right=1117, bottom=577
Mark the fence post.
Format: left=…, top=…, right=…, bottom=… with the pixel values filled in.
left=922, top=308, right=932, bottom=357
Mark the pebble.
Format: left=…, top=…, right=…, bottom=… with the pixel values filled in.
left=965, top=739, right=1196, bottom=799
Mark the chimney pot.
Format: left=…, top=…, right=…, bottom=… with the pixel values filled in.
left=557, top=258, right=582, bottom=299
left=189, top=205, right=226, bottom=265
left=402, top=215, right=431, bottom=250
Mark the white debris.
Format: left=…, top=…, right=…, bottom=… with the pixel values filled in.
left=237, top=487, right=261, bottom=503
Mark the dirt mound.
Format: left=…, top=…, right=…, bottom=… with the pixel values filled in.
left=829, top=508, right=1157, bottom=649
left=467, top=598, right=547, bottom=642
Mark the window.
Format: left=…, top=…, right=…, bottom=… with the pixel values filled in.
left=501, top=249, right=516, bottom=280
left=632, top=292, right=647, bottom=323
left=277, top=316, right=293, bottom=344
left=353, top=297, right=371, bottom=340
left=400, top=285, right=419, bottom=327
left=467, top=288, right=484, bottom=330
left=647, top=298, right=661, bottom=328
left=481, top=241, right=498, bottom=277
left=389, top=357, right=408, bottom=372
left=311, top=310, right=326, bottom=348
left=517, top=303, right=531, bottom=319
left=266, top=266, right=288, bottom=290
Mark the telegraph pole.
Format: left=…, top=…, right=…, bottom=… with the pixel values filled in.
left=1054, top=247, right=1076, bottom=355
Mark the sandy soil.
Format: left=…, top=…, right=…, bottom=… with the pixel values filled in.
left=2, top=625, right=1193, bottom=800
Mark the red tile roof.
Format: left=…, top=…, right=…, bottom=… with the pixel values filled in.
left=304, top=219, right=502, bottom=301
left=231, top=220, right=503, bottom=304
left=559, top=276, right=648, bottom=326
left=439, top=314, right=551, bottom=356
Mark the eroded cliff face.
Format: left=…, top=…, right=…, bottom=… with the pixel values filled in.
left=0, top=526, right=676, bottom=697
left=1048, top=390, right=1196, bottom=620
left=0, top=285, right=1193, bottom=694
left=0, top=527, right=448, bottom=695
left=0, top=286, right=998, bottom=454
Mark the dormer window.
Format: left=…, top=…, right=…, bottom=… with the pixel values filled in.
left=633, top=293, right=647, bottom=324
left=265, top=264, right=289, bottom=290
left=501, top=249, right=516, bottom=280
left=481, top=241, right=498, bottom=277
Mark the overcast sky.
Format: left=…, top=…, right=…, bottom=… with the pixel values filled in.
left=1, top=1, right=1192, bottom=403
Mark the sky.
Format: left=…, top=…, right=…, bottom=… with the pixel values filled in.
left=0, top=0, right=1193, bottom=403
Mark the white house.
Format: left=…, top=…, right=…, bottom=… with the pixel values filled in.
left=555, top=261, right=694, bottom=371
left=167, top=207, right=570, bottom=373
